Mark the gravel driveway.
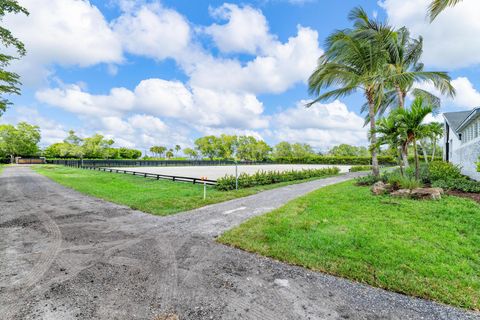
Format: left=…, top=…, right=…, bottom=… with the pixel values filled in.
left=1, top=166, right=478, bottom=320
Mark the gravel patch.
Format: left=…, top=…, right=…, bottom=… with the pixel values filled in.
left=0, top=166, right=478, bottom=319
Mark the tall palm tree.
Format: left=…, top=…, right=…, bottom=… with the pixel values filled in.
left=350, top=8, right=455, bottom=167
left=308, top=10, right=389, bottom=177
left=429, top=0, right=463, bottom=21
left=396, top=97, right=433, bottom=180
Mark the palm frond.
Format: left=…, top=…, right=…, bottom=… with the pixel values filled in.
left=429, top=0, right=463, bottom=21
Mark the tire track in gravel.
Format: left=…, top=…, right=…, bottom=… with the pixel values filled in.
left=1, top=166, right=478, bottom=320
left=1, top=168, right=63, bottom=319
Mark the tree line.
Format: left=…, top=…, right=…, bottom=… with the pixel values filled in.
left=44, top=130, right=142, bottom=159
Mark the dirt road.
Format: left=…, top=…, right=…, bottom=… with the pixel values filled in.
left=0, top=166, right=477, bottom=319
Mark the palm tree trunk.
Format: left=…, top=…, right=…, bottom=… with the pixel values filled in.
left=413, top=137, right=420, bottom=181
left=398, top=146, right=404, bottom=176
left=396, top=86, right=405, bottom=109
left=431, top=138, right=437, bottom=161
left=401, top=142, right=409, bottom=168
left=368, top=101, right=380, bottom=177
left=395, top=86, right=410, bottom=167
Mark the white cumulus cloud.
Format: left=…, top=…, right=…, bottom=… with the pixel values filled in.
left=112, top=2, right=191, bottom=60
left=4, top=0, right=123, bottom=84
left=380, top=0, right=480, bottom=69
left=269, top=100, right=368, bottom=150
left=204, top=4, right=274, bottom=54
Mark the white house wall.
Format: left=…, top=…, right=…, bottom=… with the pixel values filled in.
left=453, top=141, right=480, bottom=181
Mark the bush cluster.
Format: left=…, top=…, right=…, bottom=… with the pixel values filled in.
left=349, top=165, right=372, bottom=172
left=355, top=174, right=380, bottom=186
left=216, top=167, right=341, bottom=191
left=432, top=179, right=480, bottom=193
left=427, top=161, right=463, bottom=181
left=355, top=172, right=422, bottom=190
left=357, top=161, right=480, bottom=194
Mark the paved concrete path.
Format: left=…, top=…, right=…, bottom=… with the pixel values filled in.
left=0, top=166, right=478, bottom=320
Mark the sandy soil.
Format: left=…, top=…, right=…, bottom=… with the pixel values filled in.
left=0, top=166, right=478, bottom=320
left=108, top=164, right=352, bottom=180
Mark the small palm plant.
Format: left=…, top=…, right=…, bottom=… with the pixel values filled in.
left=395, top=97, right=434, bottom=180
left=373, top=115, right=406, bottom=176
left=428, top=122, right=444, bottom=161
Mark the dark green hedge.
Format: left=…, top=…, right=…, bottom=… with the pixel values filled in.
left=216, top=167, right=341, bottom=191
left=272, top=155, right=441, bottom=165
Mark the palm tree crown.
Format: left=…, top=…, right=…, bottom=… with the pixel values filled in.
left=429, top=0, right=463, bottom=21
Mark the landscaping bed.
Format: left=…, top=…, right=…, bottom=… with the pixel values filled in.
left=447, top=190, right=480, bottom=204
left=219, top=180, right=480, bottom=310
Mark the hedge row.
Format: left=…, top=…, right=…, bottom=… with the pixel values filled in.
left=216, top=167, right=341, bottom=191
left=272, top=155, right=442, bottom=165
left=349, top=165, right=372, bottom=172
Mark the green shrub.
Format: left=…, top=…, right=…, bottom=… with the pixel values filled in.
left=428, top=161, right=463, bottom=182
left=398, top=176, right=423, bottom=190
left=433, top=178, right=480, bottom=193
left=216, top=167, right=341, bottom=191
left=349, top=165, right=372, bottom=172
left=355, top=174, right=380, bottom=186
left=382, top=171, right=403, bottom=189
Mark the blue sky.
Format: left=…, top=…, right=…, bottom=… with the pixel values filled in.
left=3, top=0, right=480, bottom=153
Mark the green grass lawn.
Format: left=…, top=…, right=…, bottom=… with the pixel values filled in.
left=34, top=165, right=338, bottom=216
left=219, top=180, right=480, bottom=310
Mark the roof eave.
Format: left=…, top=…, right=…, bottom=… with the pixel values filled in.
left=456, top=107, right=480, bottom=132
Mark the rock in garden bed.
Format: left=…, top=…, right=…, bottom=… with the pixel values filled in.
left=391, top=189, right=411, bottom=198
left=371, top=181, right=388, bottom=195
left=373, top=185, right=444, bottom=200
left=410, top=188, right=444, bottom=200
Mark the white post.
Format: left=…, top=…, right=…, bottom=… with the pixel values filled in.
left=235, top=161, right=238, bottom=191
left=203, top=180, right=207, bottom=200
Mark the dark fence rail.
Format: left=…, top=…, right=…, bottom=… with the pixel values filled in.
left=82, top=166, right=217, bottom=185
left=47, top=159, right=268, bottom=167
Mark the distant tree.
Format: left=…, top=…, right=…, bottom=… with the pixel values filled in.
left=273, top=142, right=293, bottom=158
left=64, top=130, right=82, bottom=146
left=118, top=147, right=141, bottom=159
left=217, top=134, right=238, bottom=159
left=328, top=144, right=369, bottom=157
left=236, top=136, right=271, bottom=161
left=174, top=144, right=181, bottom=156
left=195, top=136, right=219, bottom=160
left=149, top=146, right=166, bottom=158
left=251, top=140, right=272, bottom=161
left=166, top=149, right=174, bottom=159
left=183, top=147, right=198, bottom=160
left=0, top=122, right=40, bottom=161
left=0, top=1, right=29, bottom=116
left=103, top=147, right=119, bottom=159
left=291, top=143, right=314, bottom=158
left=82, top=134, right=114, bottom=158
left=43, top=142, right=65, bottom=158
